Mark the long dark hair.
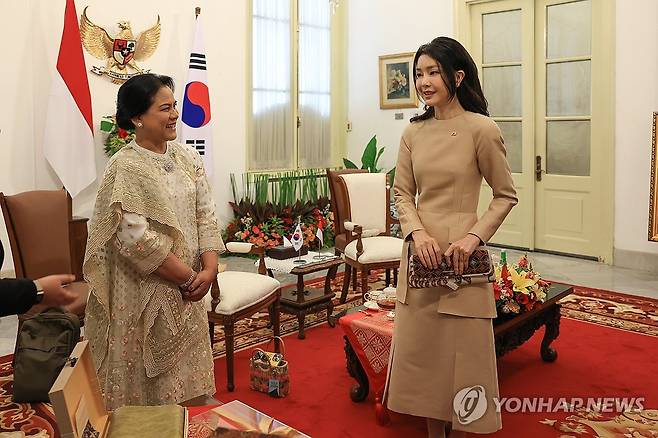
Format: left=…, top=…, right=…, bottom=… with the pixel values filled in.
left=116, top=73, right=175, bottom=130
left=410, top=37, right=488, bottom=122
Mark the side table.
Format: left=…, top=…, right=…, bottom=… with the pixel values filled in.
left=279, top=257, right=343, bottom=339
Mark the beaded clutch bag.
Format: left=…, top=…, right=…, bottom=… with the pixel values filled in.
left=408, top=246, right=494, bottom=290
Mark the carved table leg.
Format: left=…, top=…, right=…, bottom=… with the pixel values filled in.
left=297, top=310, right=307, bottom=339
left=340, top=264, right=352, bottom=304
left=328, top=308, right=348, bottom=327
left=325, top=264, right=339, bottom=327
left=541, top=304, right=561, bottom=362
left=344, top=336, right=369, bottom=402
left=326, top=301, right=336, bottom=328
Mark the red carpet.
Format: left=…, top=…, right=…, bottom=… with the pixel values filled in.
left=211, top=317, right=658, bottom=437
left=212, top=323, right=426, bottom=438
left=2, top=286, right=658, bottom=437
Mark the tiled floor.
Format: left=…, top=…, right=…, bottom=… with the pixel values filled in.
left=2, top=248, right=657, bottom=357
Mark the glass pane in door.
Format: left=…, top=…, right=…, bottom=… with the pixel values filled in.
left=546, top=60, right=591, bottom=116
left=483, top=65, right=522, bottom=117
left=482, top=10, right=522, bottom=63
left=547, top=0, right=591, bottom=59
left=546, top=120, right=590, bottom=176
left=498, top=121, right=522, bottom=173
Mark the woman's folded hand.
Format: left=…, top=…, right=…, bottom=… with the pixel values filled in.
left=411, top=229, right=443, bottom=269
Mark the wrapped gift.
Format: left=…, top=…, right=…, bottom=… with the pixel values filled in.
left=187, top=400, right=309, bottom=438
left=49, top=340, right=188, bottom=438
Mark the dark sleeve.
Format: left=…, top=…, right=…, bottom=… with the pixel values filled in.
left=0, top=278, right=37, bottom=317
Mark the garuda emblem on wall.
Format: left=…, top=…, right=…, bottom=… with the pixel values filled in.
left=80, top=7, right=160, bottom=84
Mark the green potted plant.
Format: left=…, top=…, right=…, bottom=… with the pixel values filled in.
left=343, top=135, right=396, bottom=185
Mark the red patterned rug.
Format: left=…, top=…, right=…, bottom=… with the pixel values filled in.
left=0, top=357, right=58, bottom=437
left=557, top=285, right=658, bottom=336
left=1, top=276, right=657, bottom=437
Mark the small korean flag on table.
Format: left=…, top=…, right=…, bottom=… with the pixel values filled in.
left=291, top=224, right=304, bottom=252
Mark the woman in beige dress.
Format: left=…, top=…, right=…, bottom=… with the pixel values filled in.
left=84, top=74, right=225, bottom=410
left=386, top=37, right=518, bottom=437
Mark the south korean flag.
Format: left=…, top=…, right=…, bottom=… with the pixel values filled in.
left=291, top=224, right=304, bottom=252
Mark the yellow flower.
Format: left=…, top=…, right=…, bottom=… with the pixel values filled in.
left=509, top=268, right=536, bottom=294
left=494, top=265, right=502, bottom=281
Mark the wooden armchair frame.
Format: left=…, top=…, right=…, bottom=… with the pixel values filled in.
left=207, top=245, right=281, bottom=392
left=334, top=173, right=400, bottom=302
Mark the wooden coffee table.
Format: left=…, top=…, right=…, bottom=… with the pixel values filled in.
left=494, top=282, right=573, bottom=361
left=279, top=257, right=343, bottom=339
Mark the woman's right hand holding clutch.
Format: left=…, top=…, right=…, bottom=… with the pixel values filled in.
left=411, top=229, right=442, bottom=269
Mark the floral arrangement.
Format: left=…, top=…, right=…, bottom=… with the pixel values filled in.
left=100, top=115, right=135, bottom=157
left=223, top=170, right=335, bottom=249
left=223, top=200, right=334, bottom=249
left=494, top=253, right=550, bottom=315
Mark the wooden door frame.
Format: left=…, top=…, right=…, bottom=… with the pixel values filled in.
left=455, top=0, right=615, bottom=263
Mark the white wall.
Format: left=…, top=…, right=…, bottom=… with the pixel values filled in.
left=0, top=0, right=248, bottom=273
left=3, top=0, right=658, bottom=274
left=347, top=0, right=658, bottom=266
left=614, top=0, right=658, bottom=256
left=345, top=0, right=454, bottom=173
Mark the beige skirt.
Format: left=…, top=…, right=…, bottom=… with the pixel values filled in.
left=385, top=286, right=502, bottom=434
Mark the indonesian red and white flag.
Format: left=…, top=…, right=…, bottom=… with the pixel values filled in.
left=316, top=226, right=324, bottom=248
left=43, top=0, right=96, bottom=198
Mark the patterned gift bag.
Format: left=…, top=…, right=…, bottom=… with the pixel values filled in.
left=249, top=337, right=289, bottom=397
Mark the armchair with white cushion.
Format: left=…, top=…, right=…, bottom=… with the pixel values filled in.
left=203, top=242, right=281, bottom=392
left=337, top=172, right=403, bottom=302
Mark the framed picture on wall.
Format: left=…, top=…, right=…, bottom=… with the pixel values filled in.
left=649, top=112, right=658, bottom=241
left=378, top=52, right=419, bottom=110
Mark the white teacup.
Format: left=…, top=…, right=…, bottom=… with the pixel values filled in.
left=364, top=290, right=383, bottom=302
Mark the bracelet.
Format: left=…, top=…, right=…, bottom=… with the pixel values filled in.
left=179, top=270, right=197, bottom=290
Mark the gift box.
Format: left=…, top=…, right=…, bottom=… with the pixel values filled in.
left=49, top=340, right=188, bottom=438
left=187, top=400, right=309, bottom=438
left=266, top=245, right=308, bottom=260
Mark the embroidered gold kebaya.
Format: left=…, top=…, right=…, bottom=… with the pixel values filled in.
left=84, top=140, right=225, bottom=409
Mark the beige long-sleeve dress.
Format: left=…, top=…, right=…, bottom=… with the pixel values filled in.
left=386, top=111, right=518, bottom=433
left=84, top=141, right=225, bottom=410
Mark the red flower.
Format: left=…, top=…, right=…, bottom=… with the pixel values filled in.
left=518, top=257, right=529, bottom=269
left=252, top=226, right=260, bottom=234
left=500, top=264, right=513, bottom=288
left=118, top=128, right=129, bottom=139
left=493, top=283, right=501, bottom=301
left=516, top=294, right=529, bottom=305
